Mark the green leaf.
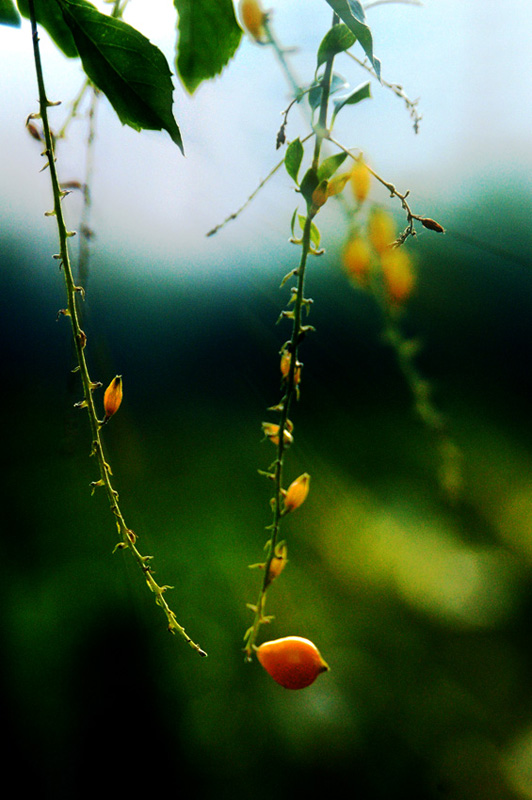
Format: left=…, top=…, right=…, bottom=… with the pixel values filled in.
left=318, top=152, right=347, bottom=181
left=308, top=72, right=347, bottom=110
left=285, top=138, right=304, bottom=184
left=1, top=0, right=21, bottom=27
left=316, top=23, right=356, bottom=69
left=325, top=0, right=381, bottom=80
left=299, top=167, right=319, bottom=207
left=332, top=80, right=371, bottom=120
left=174, top=0, right=242, bottom=94
left=17, top=0, right=78, bottom=56
left=298, top=215, right=321, bottom=249
left=58, top=0, right=184, bottom=152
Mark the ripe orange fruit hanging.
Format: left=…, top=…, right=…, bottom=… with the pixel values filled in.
left=256, top=636, right=329, bottom=689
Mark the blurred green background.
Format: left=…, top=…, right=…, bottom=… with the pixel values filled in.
left=2, top=179, right=532, bottom=799
left=3, top=1, right=532, bottom=797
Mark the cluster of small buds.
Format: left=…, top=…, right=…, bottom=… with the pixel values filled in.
left=279, top=348, right=302, bottom=387
left=342, top=207, right=417, bottom=307
left=262, top=420, right=294, bottom=447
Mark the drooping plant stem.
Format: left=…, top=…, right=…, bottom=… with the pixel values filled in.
left=243, top=14, right=339, bottom=660
left=28, top=0, right=206, bottom=657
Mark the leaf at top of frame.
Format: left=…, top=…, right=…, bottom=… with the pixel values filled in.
left=285, top=138, right=304, bottom=184
left=316, top=22, right=356, bottom=69
left=17, top=0, right=78, bottom=55
left=58, top=0, right=184, bottom=152
left=1, top=0, right=21, bottom=27
left=332, top=80, right=371, bottom=119
left=174, top=0, right=242, bottom=94
left=324, top=0, right=381, bottom=80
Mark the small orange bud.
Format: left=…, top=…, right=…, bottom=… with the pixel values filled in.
left=380, top=248, right=415, bottom=305
left=267, top=542, right=288, bottom=585
left=342, top=236, right=372, bottom=285
left=368, top=207, right=396, bottom=254
left=239, top=0, right=267, bottom=42
left=262, top=421, right=294, bottom=447
left=350, top=159, right=371, bottom=203
left=283, top=473, right=310, bottom=514
left=256, top=636, right=329, bottom=690
left=103, top=375, right=123, bottom=421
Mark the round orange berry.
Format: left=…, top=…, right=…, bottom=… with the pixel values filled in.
left=256, top=636, right=329, bottom=690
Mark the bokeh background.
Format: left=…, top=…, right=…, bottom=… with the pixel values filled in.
left=2, top=1, right=532, bottom=797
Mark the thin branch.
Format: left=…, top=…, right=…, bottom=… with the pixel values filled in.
left=27, top=0, right=206, bottom=657
left=243, top=11, right=340, bottom=661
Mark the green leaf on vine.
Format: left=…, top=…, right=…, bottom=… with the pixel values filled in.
left=316, top=22, right=356, bottom=68
left=17, top=0, right=78, bottom=55
left=324, top=0, right=381, bottom=80
left=174, top=0, right=242, bottom=94
left=58, top=0, right=184, bottom=152
left=308, top=72, right=347, bottom=110
left=1, top=0, right=21, bottom=26
left=285, top=138, right=304, bottom=184
left=298, top=214, right=321, bottom=249
left=317, top=152, right=347, bottom=181
left=299, top=167, right=319, bottom=207
left=332, top=80, right=371, bottom=119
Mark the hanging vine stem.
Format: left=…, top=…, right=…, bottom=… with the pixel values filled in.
left=243, top=12, right=340, bottom=662
left=27, top=0, right=206, bottom=657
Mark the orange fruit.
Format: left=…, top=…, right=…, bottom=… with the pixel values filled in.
left=257, top=636, right=329, bottom=689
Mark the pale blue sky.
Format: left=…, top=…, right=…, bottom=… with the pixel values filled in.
left=1, top=0, right=531, bottom=276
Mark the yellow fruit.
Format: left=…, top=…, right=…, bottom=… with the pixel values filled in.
left=257, top=636, right=329, bottom=690
left=380, top=247, right=415, bottom=304
left=342, top=236, right=372, bottom=285
left=239, top=0, right=267, bottom=42
left=350, top=160, right=371, bottom=203
left=368, top=208, right=396, bottom=254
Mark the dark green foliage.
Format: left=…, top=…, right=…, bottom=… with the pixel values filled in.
left=325, top=0, right=381, bottom=79
left=58, top=0, right=184, bottom=151
left=17, top=0, right=78, bottom=55
left=0, top=0, right=21, bottom=26
left=174, top=0, right=242, bottom=94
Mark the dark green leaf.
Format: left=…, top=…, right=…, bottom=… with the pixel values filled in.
left=318, top=152, right=347, bottom=181
left=299, top=167, right=319, bottom=207
left=325, top=0, right=381, bottom=80
left=1, top=0, right=21, bottom=26
left=58, top=0, right=184, bottom=152
left=332, top=80, right=371, bottom=119
left=17, top=0, right=78, bottom=56
left=174, top=0, right=242, bottom=94
left=308, top=72, right=347, bottom=110
left=316, top=23, right=356, bottom=69
left=285, top=138, right=304, bottom=184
